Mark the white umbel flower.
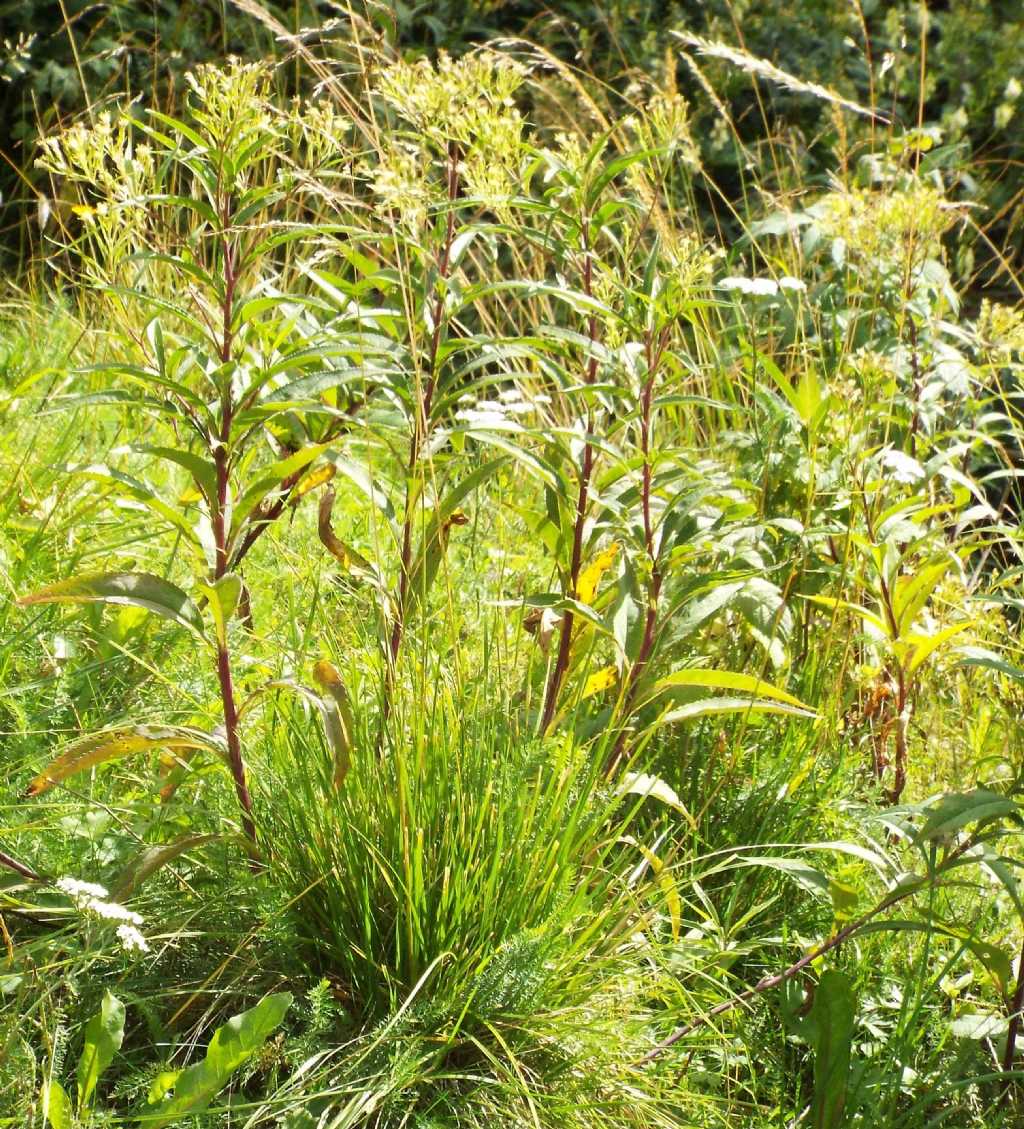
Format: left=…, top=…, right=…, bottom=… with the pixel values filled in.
left=57, top=875, right=149, bottom=954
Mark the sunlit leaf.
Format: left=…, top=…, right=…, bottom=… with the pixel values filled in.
left=19, top=572, right=206, bottom=639
left=26, top=726, right=225, bottom=796
left=312, top=660, right=355, bottom=789
left=144, top=993, right=292, bottom=1127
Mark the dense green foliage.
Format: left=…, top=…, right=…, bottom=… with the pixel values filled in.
left=3, top=5, right=1024, bottom=1128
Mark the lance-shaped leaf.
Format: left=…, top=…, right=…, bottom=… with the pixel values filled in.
left=195, top=574, right=242, bottom=647
left=71, top=465, right=203, bottom=552
left=111, top=835, right=221, bottom=900
left=243, top=671, right=354, bottom=789
left=42, top=1081, right=72, bottom=1129
left=648, top=668, right=811, bottom=711
left=317, top=488, right=379, bottom=582
left=230, top=443, right=332, bottom=536
left=142, top=992, right=292, bottom=1127
left=77, top=991, right=125, bottom=1113
left=900, top=621, right=975, bottom=675
left=892, top=559, right=949, bottom=635
left=810, top=969, right=855, bottom=1129
left=656, top=696, right=816, bottom=724
left=26, top=726, right=225, bottom=796
left=913, top=789, right=1019, bottom=845
left=404, top=459, right=507, bottom=613
left=19, top=572, right=206, bottom=639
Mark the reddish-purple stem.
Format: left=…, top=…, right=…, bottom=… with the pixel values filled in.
left=540, top=227, right=601, bottom=733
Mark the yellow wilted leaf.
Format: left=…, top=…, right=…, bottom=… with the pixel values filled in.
left=582, top=665, right=617, bottom=699
left=313, top=660, right=355, bottom=789
left=296, top=464, right=336, bottom=499
left=576, top=542, right=619, bottom=606
left=635, top=843, right=681, bottom=941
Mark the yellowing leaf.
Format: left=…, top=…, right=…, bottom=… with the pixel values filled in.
left=905, top=620, right=975, bottom=675
left=634, top=843, right=681, bottom=941
left=27, top=726, right=223, bottom=797
left=576, top=542, right=619, bottom=606
left=582, top=665, right=617, bottom=699
left=295, top=464, right=336, bottom=498
left=312, top=660, right=355, bottom=789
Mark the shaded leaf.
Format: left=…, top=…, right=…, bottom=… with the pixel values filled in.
left=312, top=661, right=355, bottom=789
left=111, top=835, right=221, bottom=900
left=77, top=991, right=125, bottom=1112
left=810, top=969, right=855, bottom=1129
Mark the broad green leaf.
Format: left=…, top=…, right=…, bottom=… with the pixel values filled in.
left=142, top=992, right=292, bottom=1127
left=914, top=790, right=1018, bottom=845
left=42, top=1080, right=72, bottom=1129
left=810, top=970, right=855, bottom=1129
left=111, top=835, right=221, bottom=900
left=903, top=621, right=974, bottom=675
left=139, top=447, right=217, bottom=502
left=20, top=572, right=206, bottom=639
left=196, top=574, right=242, bottom=647
left=77, top=991, right=125, bottom=1112
left=957, top=645, right=1024, bottom=681
left=26, top=726, right=224, bottom=796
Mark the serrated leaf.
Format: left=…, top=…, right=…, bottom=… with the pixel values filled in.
left=26, top=726, right=224, bottom=796
left=77, top=991, right=125, bottom=1112
left=143, top=992, right=292, bottom=1127
left=19, top=572, right=206, bottom=639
